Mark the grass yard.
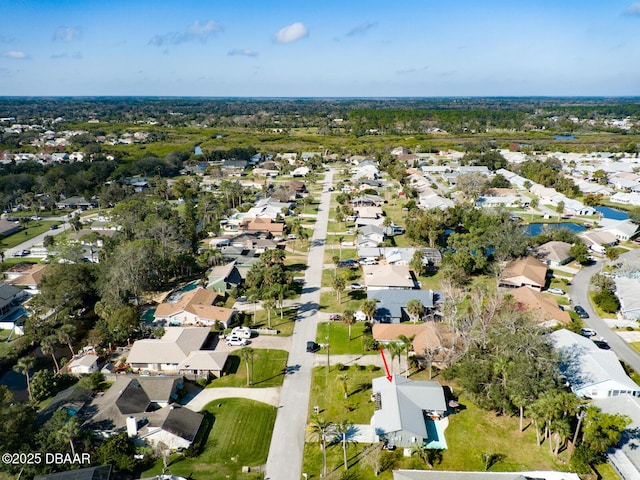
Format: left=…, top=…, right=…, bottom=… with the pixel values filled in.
left=588, top=292, right=618, bottom=320
left=0, top=221, right=58, bottom=249
left=138, top=398, right=276, bottom=480
left=209, top=348, right=289, bottom=388
left=303, top=366, right=577, bottom=480
left=243, top=306, right=298, bottom=336
left=630, top=342, right=640, bottom=355
left=315, top=321, right=374, bottom=355
left=319, top=290, right=368, bottom=314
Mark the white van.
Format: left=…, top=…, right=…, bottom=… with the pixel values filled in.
left=231, top=326, right=252, bottom=339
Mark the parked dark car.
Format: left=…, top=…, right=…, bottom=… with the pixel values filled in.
left=574, top=306, right=589, bottom=319
left=593, top=340, right=611, bottom=350
left=306, top=341, right=320, bottom=353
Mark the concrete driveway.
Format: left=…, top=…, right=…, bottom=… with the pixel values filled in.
left=184, top=387, right=281, bottom=411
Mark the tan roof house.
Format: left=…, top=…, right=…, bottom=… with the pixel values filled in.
left=239, top=217, right=285, bottom=236
left=499, top=256, right=548, bottom=291
left=509, top=286, right=571, bottom=327
left=127, top=327, right=228, bottom=378
left=362, top=264, right=416, bottom=290
left=373, top=323, right=451, bottom=364
left=5, top=263, right=47, bottom=292
left=154, top=287, right=235, bottom=328
left=534, top=241, right=573, bottom=267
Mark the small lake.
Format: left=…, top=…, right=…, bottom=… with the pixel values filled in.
left=525, top=223, right=586, bottom=236
left=554, top=134, right=576, bottom=140
left=595, top=206, right=628, bottom=220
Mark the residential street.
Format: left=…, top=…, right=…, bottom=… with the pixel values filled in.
left=2, top=218, right=70, bottom=259
left=570, top=247, right=640, bottom=374
left=265, top=170, right=333, bottom=480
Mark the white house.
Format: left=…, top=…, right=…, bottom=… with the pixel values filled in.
left=614, top=277, right=640, bottom=320
left=551, top=329, right=640, bottom=398
left=67, top=354, right=99, bottom=375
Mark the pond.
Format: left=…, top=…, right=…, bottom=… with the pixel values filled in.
left=525, top=222, right=586, bottom=236
left=554, top=134, right=576, bottom=140
left=595, top=206, right=628, bottom=220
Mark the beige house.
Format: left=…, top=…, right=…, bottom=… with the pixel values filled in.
left=499, top=256, right=548, bottom=291
left=154, top=287, right=235, bottom=328
left=534, top=241, right=573, bottom=267
left=362, top=264, right=416, bottom=290
left=127, top=327, right=228, bottom=378
left=67, top=354, right=100, bottom=375
left=509, top=286, right=571, bottom=327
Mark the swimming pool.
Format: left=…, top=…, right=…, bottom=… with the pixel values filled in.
left=1, top=307, right=28, bottom=324
left=425, top=417, right=448, bottom=450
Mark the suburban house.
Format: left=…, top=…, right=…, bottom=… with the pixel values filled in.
left=0, top=282, right=25, bottom=319
left=508, top=286, right=571, bottom=327
left=499, top=257, right=548, bottom=291
left=362, top=264, right=416, bottom=290
left=244, top=197, right=292, bottom=221
left=372, top=376, right=449, bottom=449
left=127, top=327, right=228, bottom=378
left=206, top=262, right=243, bottom=294
left=614, top=277, right=640, bottom=320
left=354, top=206, right=383, bottom=220
left=55, top=196, right=97, bottom=210
left=154, top=287, right=235, bottom=328
left=373, top=323, right=451, bottom=366
left=0, top=218, right=21, bottom=238
left=356, top=225, right=386, bottom=248
left=367, top=289, right=439, bottom=323
left=67, top=354, right=100, bottom=375
left=593, top=395, right=640, bottom=480
left=352, top=160, right=379, bottom=180
left=533, top=241, right=573, bottom=267
left=578, top=230, right=618, bottom=254
left=551, top=329, right=640, bottom=398
left=86, top=376, right=204, bottom=450
left=351, top=194, right=385, bottom=207
left=4, top=263, right=47, bottom=293
left=598, top=219, right=639, bottom=242
left=34, top=465, right=112, bottom=480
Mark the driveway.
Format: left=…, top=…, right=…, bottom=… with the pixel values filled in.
left=265, top=170, right=333, bottom=480
left=570, top=248, right=640, bottom=375
left=215, top=334, right=291, bottom=353
left=183, top=387, right=281, bottom=411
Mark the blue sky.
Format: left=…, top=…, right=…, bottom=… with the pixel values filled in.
left=1, top=0, right=640, bottom=96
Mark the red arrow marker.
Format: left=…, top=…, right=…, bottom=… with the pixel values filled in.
left=379, top=347, right=393, bottom=382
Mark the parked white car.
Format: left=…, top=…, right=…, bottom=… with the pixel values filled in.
left=546, top=287, right=564, bottom=295
left=225, top=335, right=248, bottom=346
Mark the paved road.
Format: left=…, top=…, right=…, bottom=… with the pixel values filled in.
left=2, top=219, right=70, bottom=259
left=265, top=170, right=333, bottom=480
left=570, top=248, right=640, bottom=374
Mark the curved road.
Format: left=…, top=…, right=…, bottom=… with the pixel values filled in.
left=570, top=248, right=640, bottom=374
left=265, top=170, right=333, bottom=480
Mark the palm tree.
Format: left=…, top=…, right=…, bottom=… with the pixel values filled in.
left=387, top=342, right=405, bottom=376
left=262, top=297, right=275, bottom=329
left=306, top=416, right=337, bottom=478
left=398, top=334, right=415, bottom=377
left=41, top=335, right=60, bottom=374
left=247, top=287, right=260, bottom=325
left=337, top=235, right=344, bottom=260
left=361, top=299, right=377, bottom=323
left=55, top=416, right=80, bottom=456
left=58, top=323, right=76, bottom=357
left=272, top=284, right=289, bottom=319
left=334, top=419, right=354, bottom=471
left=406, top=299, right=424, bottom=324
left=337, top=373, right=349, bottom=399
left=342, top=309, right=356, bottom=340
left=239, top=347, right=254, bottom=386
left=13, top=356, right=35, bottom=402
left=332, top=275, right=346, bottom=304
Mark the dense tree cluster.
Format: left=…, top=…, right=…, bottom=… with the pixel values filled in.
left=515, top=159, right=578, bottom=197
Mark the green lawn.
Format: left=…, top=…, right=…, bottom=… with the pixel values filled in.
left=138, top=398, right=276, bottom=480
left=209, top=349, right=289, bottom=388
left=0, top=221, right=57, bottom=249
left=315, top=322, right=373, bottom=355
left=630, top=342, right=640, bottom=355
left=242, top=306, right=298, bottom=336
left=319, top=289, right=368, bottom=314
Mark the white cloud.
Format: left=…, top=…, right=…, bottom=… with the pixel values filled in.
left=149, top=20, right=223, bottom=47
left=347, top=22, right=376, bottom=37
left=274, top=22, right=308, bottom=44
left=228, top=48, right=258, bottom=57
left=625, top=3, right=640, bottom=15
left=51, top=51, right=83, bottom=60
left=53, top=26, right=82, bottom=42
left=2, top=50, right=29, bottom=59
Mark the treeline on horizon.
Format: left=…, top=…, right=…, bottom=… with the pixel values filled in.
left=1, top=96, right=640, bottom=124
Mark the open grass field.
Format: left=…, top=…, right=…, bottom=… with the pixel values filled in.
left=0, top=221, right=57, bottom=249
left=303, top=366, right=583, bottom=480
left=138, top=398, right=276, bottom=480
left=209, top=348, right=289, bottom=388
left=315, top=321, right=373, bottom=355
left=242, top=306, right=298, bottom=336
